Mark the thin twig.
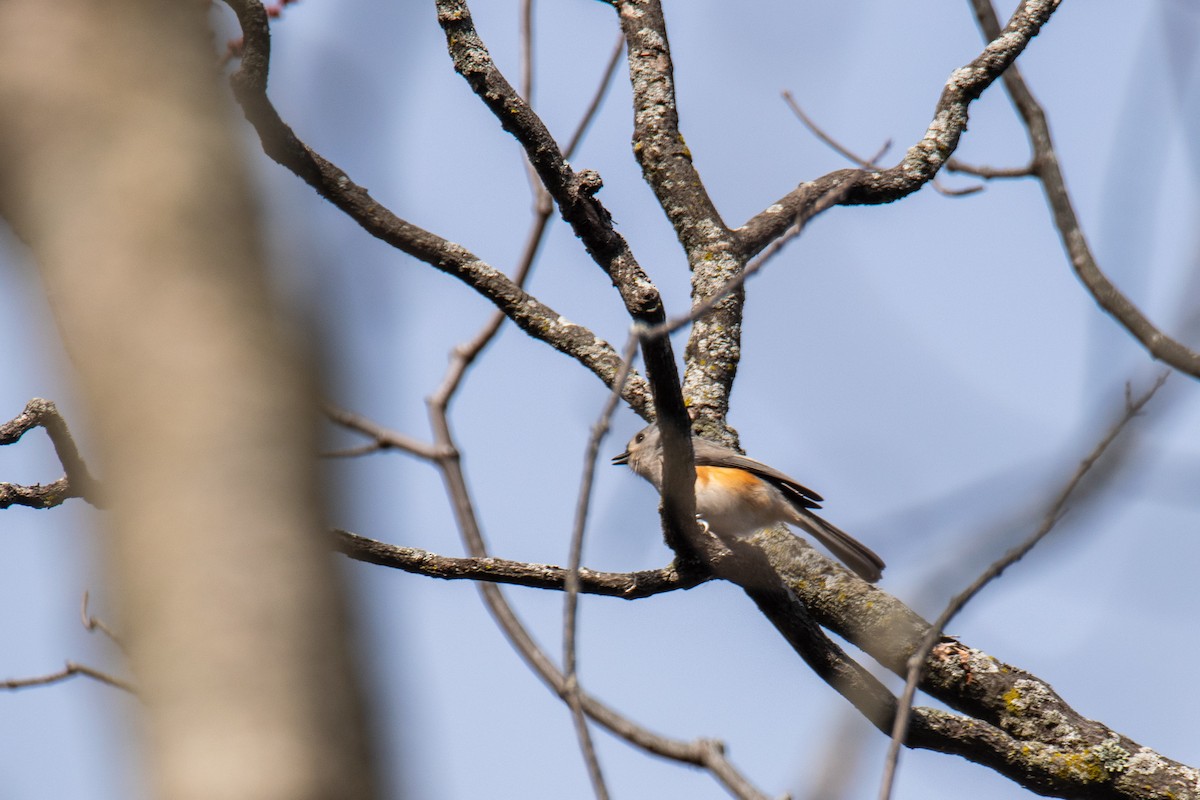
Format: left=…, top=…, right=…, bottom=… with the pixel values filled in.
left=967, top=0, right=1200, bottom=380
left=562, top=338, right=639, bottom=800
left=80, top=591, right=125, bottom=652
left=781, top=90, right=890, bottom=169
left=517, top=18, right=627, bottom=798
left=3, top=662, right=136, bottom=694
left=322, top=403, right=445, bottom=460
left=876, top=372, right=1170, bottom=800
left=519, top=0, right=535, bottom=105
left=645, top=146, right=887, bottom=345
left=738, top=0, right=1063, bottom=256
left=945, top=157, right=1036, bottom=179
left=423, top=395, right=767, bottom=798
left=321, top=441, right=386, bottom=459
left=931, top=175, right=984, bottom=198
left=517, top=0, right=551, bottom=211
left=562, top=36, right=625, bottom=160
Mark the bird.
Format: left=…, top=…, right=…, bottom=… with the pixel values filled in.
left=612, top=422, right=884, bottom=582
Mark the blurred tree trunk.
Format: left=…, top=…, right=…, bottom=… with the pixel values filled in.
left=0, top=3, right=379, bottom=799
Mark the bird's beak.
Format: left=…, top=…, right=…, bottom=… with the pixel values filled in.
left=611, top=450, right=630, bottom=466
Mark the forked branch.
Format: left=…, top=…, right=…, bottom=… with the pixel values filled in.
left=0, top=398, right=100, bottom=509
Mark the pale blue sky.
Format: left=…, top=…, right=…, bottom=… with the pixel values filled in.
left=2, top=2, right=1198, bottom=798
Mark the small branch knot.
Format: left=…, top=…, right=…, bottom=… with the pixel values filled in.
left=576, top=169, right=604, bottom=196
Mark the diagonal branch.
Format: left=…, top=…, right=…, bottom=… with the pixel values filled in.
left=782, top=89, right=891, bottom=170
left=423, top=405, right=769, bottom=800
left=737, top=0, right=1063, bottom=256
left=405, top=27, right=757, bottom=784
left=432, top=0, right=699, bottom=560
left=752, top=525, right=1200, bottom=800
left=220, top=0, right=654, bottom=417
left=879, top=373, right=1172, bottom=800
left=340, top=519, right=1200, bottom=799
left=562, top=336, right=636, bottom=800
left=434, top=0, right=661, bottom=325
left=969, top=0, right=1200, bottom=380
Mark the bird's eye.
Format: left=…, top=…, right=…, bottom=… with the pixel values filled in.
left=634, top=432, right=645, bottom=443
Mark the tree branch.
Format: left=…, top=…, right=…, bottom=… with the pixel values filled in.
left=220, top=0, right=654, bottom=417
left=342, top=515, right=1200, bottom=799
left=752, top=528, right=1200, bottom=800
left=782, top=89, right=891, bottom=170
left=2, top=661, right=135, bottom=694
left=433, top=0, right=700, bottom=560
left=968, top=0, right=1200, bottom=381
left=879, top=373, right=1173, bottom=800
left=420, top=405, right=767, bottom=799
left=333, top=530, right=708, bottom=599
left=434, top=0, right=661, bottom=325
left=322, top=404, right=447, bottom=461
left=945, top=157, right=1036, bottom=179
left=0, top=397, right=101, bottom=509
left=224, top=4, right=1197, bottom=798
left=611, top=0, right=748, bottom=430
left=736, top=0, right=1062, bottom=256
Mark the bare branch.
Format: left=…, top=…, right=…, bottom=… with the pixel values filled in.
left=433, top=32, right=627, bottom=409
left=878, top=373, right=1170, bottom=800
left=432, top=0, right=700, bottom=570
left=781, top=90, right=890, bottom=169
left=737, top=0, right=1062, bottom=256
left=930, top=176, right=985, bottom=198
left=945, top=157, right=1036, bottom=179
left=968, top=0, right=1200, bottom=380
left=334, top=531, right=706, bottom=599
left=562, top=36, right=626, bottom=160
left=0, top=478, right=75, bottom=510
left=751, top=520, right=1200, bottom=799
left=322, top=404, right=445, bottom=461
left=0, top=397, right=101, bottom=508
left=415, top=410, right=767, bottom=799
left=320, top=442, right=386, bottom=459
left=517, top=0, right=543, bottom=204
left=220, top=0, right=653, bottom=417
left=434, top=0, right=660, bottom=323
left=608, top=0, right=750, bottom=428
left=3, top=661, right=135, bottom=694
left=80, top=591, right=125, bottom=652
left=562, top=338, right=643, bottom=800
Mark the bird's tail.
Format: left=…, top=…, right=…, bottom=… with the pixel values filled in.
left=792, top=510, right=885, bottom=583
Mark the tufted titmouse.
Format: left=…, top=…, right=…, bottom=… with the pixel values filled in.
left=612, top=423, right=885, bottom=582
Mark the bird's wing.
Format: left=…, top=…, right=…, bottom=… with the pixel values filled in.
left=691, top=445, right=825, bottom=509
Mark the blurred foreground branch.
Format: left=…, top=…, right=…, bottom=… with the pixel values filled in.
left=0, top=2, right=377, bottom=799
